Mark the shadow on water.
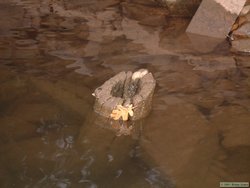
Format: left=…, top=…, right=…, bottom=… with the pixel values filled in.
left=0, top=0, right=250, bottom=188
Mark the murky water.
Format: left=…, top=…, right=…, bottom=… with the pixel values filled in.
left=0, top=1, right=250, bottom=188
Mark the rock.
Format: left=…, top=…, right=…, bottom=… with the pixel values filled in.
left=187, top=33, right=226, bottom=53
left=231, top=39, right=250, bottom=53
left=186, top=0, right=247, bottom=38
left=93, top=69, right=156, bottom=120
left=240, top=5, right=250, bottom=15
left=232, top=22, right=250, bottom=39
left=235, top=56, right=250, bottom=68
left=231, top=16, right=247, bottom=33
left=246, top=13, right=250, bottom=21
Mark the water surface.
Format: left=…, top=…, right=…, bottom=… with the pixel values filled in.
left=0, top=1, right=250, bottom=188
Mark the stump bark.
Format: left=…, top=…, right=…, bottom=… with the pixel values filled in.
left=93, top=69, right=156, bottom=120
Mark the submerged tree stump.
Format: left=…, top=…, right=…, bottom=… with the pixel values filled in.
left=93, top=69, right=156, bottom=121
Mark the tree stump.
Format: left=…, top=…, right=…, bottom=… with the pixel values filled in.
left=93, top=69, right=156, bottom=121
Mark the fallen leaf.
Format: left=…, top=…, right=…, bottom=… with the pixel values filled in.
left=110, top=104, right=134, bottom=121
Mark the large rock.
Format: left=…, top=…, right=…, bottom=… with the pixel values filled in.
left=187, top=33, right=226, bottom=53
left=186, top=0, right=247, bottom=38
left=232, top=22, right=250, bottom=38
left=231, top=38, right=250, bottom=53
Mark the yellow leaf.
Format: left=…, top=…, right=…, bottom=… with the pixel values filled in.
left=110, top=109, right=121, bottom=120
left=110, top=104, right=134, bottom=121
left=122, top=112, right=128, bottom=121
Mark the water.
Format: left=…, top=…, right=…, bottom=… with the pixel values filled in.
left=0, top=1, right=250, bottom=188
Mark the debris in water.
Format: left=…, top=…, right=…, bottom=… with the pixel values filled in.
left=110, top=104, right=134, bottom=121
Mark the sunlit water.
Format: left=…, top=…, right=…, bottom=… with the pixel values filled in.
left=0, top=1, right=250, bottom=188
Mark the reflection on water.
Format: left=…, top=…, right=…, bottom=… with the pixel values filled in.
left=0, top=0, right=250, bottom=188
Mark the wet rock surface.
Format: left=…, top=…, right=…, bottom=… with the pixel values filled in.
left=230, top=0, right=250, bottom=53
left=187, top=0, right=247, bottom=38
left=231, top=39, right=250, bottom=53
left=232, top=22, right=250, bottom=39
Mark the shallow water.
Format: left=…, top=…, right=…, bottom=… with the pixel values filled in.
left=0, top=1, right=250, bottom=188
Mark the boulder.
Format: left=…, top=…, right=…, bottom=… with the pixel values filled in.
left=232, top=22, right=250, bottom=38
left=231, top=38, right=250, bottom=53
left=186, top=0, right=247, bottom=38
left=240, top=5, right=250, bottom=16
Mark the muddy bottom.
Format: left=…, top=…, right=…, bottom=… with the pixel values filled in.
left=0, top=1, right=250, bottom=188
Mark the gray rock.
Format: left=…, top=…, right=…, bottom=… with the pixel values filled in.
left=232, top=22, right=250, bottom=38
left=246, top=13, right=250, bottom=21
left=240, top=5, right=250, bottom=16
left=186, top=0, right=247, bottom=38
left=231, top=39, right=250, bottom=53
